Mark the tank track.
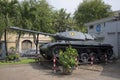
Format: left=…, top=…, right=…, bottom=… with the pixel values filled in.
left=40, top=44, right=113, bottom=64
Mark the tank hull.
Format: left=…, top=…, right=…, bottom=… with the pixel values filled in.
left=40, top=42, right=113, bottom=63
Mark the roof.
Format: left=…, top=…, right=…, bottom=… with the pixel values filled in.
left=85, top=10, right=120, bottom=26
left=85, top=16, right=115, bottom=26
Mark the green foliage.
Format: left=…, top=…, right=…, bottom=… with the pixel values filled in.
left=0, top=0, right=18, bottom=27
left=59, top=46, right=78, bottom=69
left=0, top=59, right=35, bottom=65
left=0, top=0, right=78, bottom=34
left=14, top=0, right=55, bottom=33
left=52, top=8, right=71, bottom=32
left=0, top=0, right=19, bottom=39
left=6, top=54, right=19, bottom=61
left=74, top=0, right=113, bottom=32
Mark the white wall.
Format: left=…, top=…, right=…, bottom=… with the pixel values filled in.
left=87, top=20, right=120, bottom=58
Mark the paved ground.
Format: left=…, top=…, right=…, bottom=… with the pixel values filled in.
left=0, top=60, right=120, bottom=80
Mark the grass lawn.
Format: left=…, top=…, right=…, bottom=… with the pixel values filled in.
left=0, top=58, right=35, bottom=65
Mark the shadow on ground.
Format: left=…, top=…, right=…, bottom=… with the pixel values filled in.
left=29, top=59, right=120, bottom=79
left=29, top=61, right=67, bottom=76
left=79, top=59, right=120, bottom=79
left=100, top=59, right=120, bottom=79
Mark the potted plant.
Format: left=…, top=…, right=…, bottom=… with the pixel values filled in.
left=59, top=46, right=78, bottom=74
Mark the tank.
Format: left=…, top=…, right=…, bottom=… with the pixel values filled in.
left=10, top=27, right=113, bottom=63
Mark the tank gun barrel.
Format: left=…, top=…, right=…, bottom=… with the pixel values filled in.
left=9, top=27, right=55, bottom=37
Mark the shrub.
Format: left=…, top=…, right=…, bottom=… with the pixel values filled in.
left=59, top=46, right=78, bottom=74
left=6, top=53, right=19, bottom=61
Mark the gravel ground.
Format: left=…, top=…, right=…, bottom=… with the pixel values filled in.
left=0, top=60, right=120, bottom=80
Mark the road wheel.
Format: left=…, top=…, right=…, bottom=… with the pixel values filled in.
left=80, top=53, right=89, bottom=63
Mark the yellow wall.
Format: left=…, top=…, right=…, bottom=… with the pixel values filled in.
left=1, top=33, right=51, bottom=52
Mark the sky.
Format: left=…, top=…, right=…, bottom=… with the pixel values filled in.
left=19, top=0, right=120, bottom=15
left=46, top=0, right=120, bottom=14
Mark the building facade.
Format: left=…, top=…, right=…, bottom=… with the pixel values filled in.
left=85, top=11, right=120, bottom=58
left=1, top=33, right=51, bottom=53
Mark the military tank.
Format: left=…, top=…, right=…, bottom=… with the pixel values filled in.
left=10, top=27, right=113, bottom=63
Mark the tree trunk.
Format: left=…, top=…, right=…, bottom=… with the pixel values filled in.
left=4, top=13, right=9, bottom=56
left=0, top=31, right=4, bottom=42
left=16, top=32, right=21, bottom=53
left=4, top=29, right=8, bottom=56
left=33, top=34, right=39, bottom=54
left=36, top=34, right=39, bottom=54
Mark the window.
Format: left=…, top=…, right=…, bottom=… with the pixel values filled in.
left=22, top=40, right=32, bottom=50
left=89, top=25, right=94, bottom=29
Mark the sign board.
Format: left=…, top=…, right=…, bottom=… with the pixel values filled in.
left=96, top=24, right=101, bottom=33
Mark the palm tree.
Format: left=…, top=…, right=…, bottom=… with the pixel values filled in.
left=0, top=0, right=18, bottom=56
left=52, top=9, right=71, bottom=32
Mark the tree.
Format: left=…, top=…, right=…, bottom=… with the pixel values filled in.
left=14, top=0, right=34, bottom=49
left=0, top=0, right=18, bottom=39
left=14, top=0, right=54, bottom=53
left=30, top=0, right=54, bottom=53
left=52, top=9, right=71, bottom=32
left=0, top=0, right=19, bottom=56
left=30, top=0, right=54, bottom=33
left=74, top=0, right=113, bottom=32
left=15, top=0, right=33, bottom=29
